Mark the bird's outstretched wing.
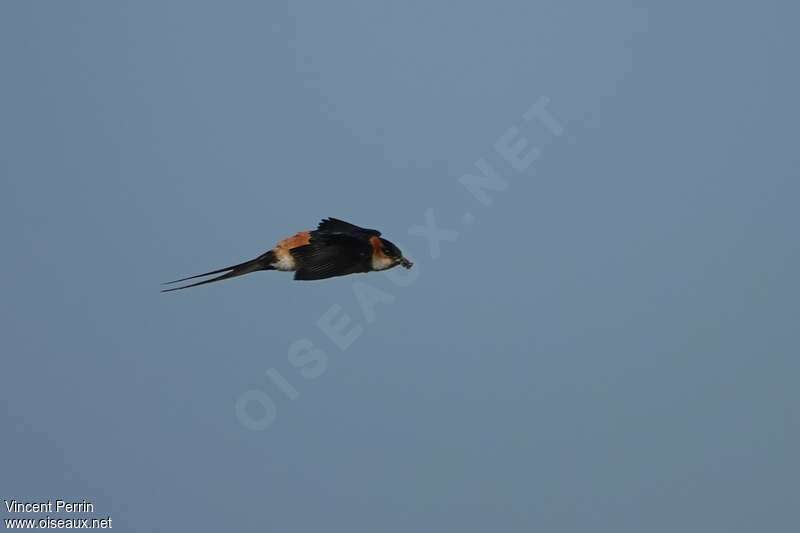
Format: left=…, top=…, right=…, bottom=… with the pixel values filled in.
left=292, top=233, right=371, bottom=280
left=316, top=217, right=381, bottom=238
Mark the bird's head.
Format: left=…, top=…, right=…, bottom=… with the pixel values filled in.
left=372, top=237, right=413, bottom=270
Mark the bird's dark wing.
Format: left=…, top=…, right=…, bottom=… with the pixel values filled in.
left=316, top=217, right=381, bottom=238
left=291, top=233, right=371, bottom=280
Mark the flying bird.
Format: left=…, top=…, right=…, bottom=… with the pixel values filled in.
left=162, top=217, right=413, bottom=292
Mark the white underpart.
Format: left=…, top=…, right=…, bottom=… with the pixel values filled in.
left=272, top=252, right=296, bottom=271
left=371, top=255, right=395, bottom=271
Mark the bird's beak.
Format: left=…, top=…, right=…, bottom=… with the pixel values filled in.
left=399, top=257, right=413, bottom=269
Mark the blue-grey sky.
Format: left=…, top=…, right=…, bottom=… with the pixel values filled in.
left=1, top=2, right=798, bottom=532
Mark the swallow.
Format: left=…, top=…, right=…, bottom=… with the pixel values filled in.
left=162, top=217, right=413, bottom=292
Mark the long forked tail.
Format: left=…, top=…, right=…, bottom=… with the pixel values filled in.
left=161, top=252, right=274, bottom=292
